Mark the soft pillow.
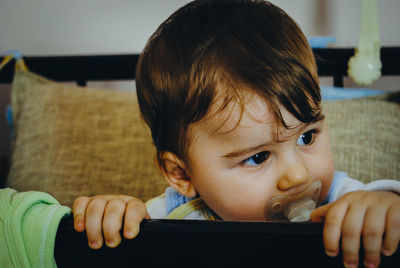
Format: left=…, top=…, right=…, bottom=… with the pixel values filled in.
left=6, top=70, right=400, bottom=207
left=6, top=70, right=167, bottom=207
left=323, top=93, right=400, bottom=183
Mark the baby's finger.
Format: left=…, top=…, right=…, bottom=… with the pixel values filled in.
left=382, top=204, right=400, bottom=256
left=322, top=202, right=348, bottom=257
left=72, top=196, right=90, bottom=232
left=123, top=198, right=150, bottom=239
left=310, top=203, right=332, bottom=223
left=362, top=205, right=386, bottom=268
left=85, top=198, right=107, bottom=249
left=103, top=198, right=126, bottom=248
left=341, top=204, right=366, bottom=268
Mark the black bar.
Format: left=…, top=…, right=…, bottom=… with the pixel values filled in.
left=54, top=215, right=400, bottom=267
left=76, top=79, right=87, bottom=87
left=1, top=48, right=399, bottom=85
left=0, top=54, right=139, bottom=84
left=313, top=47, right=400, bottom=78
left=333, top=75, right=344, bottom=87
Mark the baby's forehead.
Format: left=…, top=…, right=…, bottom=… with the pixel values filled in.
left=191, top=92, right=301, bottom=141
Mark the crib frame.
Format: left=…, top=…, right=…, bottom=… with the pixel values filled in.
left=1, top=47, right=400, bottom=267
left=1, top=47, right=400, bottom=87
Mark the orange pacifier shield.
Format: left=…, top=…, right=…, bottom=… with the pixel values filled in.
left=265, top=180, right=322, bottom=222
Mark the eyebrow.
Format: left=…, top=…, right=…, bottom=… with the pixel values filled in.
left=221, top=117, right=325, bottom=159
left=222, top=142, right=274, bottom=158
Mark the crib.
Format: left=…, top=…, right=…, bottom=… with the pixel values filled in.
left=0, top=47, right=399, bottom=267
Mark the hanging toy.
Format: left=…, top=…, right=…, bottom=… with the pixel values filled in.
left=347, top=0, right=381, bottom=85
left=0, top=50, right=27, bottom=72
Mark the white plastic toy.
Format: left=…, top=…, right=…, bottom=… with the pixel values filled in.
left=348, top=0, right=382, bottom=85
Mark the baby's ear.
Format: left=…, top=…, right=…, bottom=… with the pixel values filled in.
left=159, top=152, right=197, bottom=198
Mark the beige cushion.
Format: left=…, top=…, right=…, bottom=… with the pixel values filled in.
left=323, top=94, right=400, bottom=183
left=6, top=70, right=167, bottom=207
left=6, top=70, right=400, bottom=207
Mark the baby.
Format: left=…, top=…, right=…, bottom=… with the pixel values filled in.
left=73, top=1, right=400, bottom=267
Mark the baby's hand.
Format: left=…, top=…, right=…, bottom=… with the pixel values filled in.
left=73, top=195, right=150, bottom=249
left=311, top=191, right=400, bottom=268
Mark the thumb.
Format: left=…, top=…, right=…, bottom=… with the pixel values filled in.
left=310, top=203, right=332, bottom=223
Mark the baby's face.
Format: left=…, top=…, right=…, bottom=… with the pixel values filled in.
left=186, top=93, right=335, bottom=221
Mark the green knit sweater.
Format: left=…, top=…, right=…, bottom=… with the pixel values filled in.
left=0, top=188, right=70, bottom=268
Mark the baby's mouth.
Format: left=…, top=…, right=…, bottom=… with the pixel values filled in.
left=264, top=180, right=322, bottom=222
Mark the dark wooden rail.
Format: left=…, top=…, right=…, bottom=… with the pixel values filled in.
left=54, top=216, right=400, bottom=267
left=1, top=47, right=399, bottom=87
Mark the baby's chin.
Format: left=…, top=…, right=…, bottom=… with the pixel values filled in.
left=216, top=211, right=267, bottom=222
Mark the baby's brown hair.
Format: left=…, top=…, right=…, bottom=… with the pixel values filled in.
left=136, top=0, right=323, bottom=170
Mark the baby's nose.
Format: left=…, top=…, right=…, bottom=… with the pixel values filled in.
left=277, top=160, right=311, bottom=191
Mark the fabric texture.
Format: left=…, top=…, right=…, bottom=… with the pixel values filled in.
left=323, top=93, right=400, bottom=183
left=146, top=187, right=217, bottom=220
left=0, top=188, right=70, bottom=268
left=323, top=172, right=400, bottom=204
left=165, top=186, right=196, bottom=215
left=5, top=68, right=400, bottom=207
left=6, top=70, right=167, bottom=207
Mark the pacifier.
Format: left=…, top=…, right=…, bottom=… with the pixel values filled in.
left=265, top=180, right=322, bottom=222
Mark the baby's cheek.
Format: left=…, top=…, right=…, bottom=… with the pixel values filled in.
left=310, top=149, right=335, bottom=202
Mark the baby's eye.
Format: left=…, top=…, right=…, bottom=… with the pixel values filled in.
left=242, top=151, right=270, bottom=166
left=297, top=129, right=317, bottom=146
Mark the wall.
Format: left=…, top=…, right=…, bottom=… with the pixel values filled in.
left=1, top=0, right=400, bottom=55
left=1, top=0, right=400, bottom=158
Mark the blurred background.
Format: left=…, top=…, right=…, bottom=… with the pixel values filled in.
left=1, top=0, right=400, bottom=54
left=0, top=0, right=400, bottom=159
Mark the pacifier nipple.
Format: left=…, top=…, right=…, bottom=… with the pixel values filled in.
left=265, top=180, right=322, bottom=222
left=284, top=198, right=316, bottom=222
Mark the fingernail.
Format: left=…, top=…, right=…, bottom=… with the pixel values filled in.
left=125, top=230, right=134, bottom=238
left=364, top=260, right=377, bottom=268
left=74, top=216, right=83, bottom=228
left=382, top=248, right=392, bottom=256
left=106, top=239, right=118, bottom=248
left=325, top=250, right=338, bottom=257
left=125, top=229, right=139, bottom=239
left=89, top=240, right=101, bottom=249
left=75, top=222, right=84, bottom=230
left=344, top=261, right=357, bottom=268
